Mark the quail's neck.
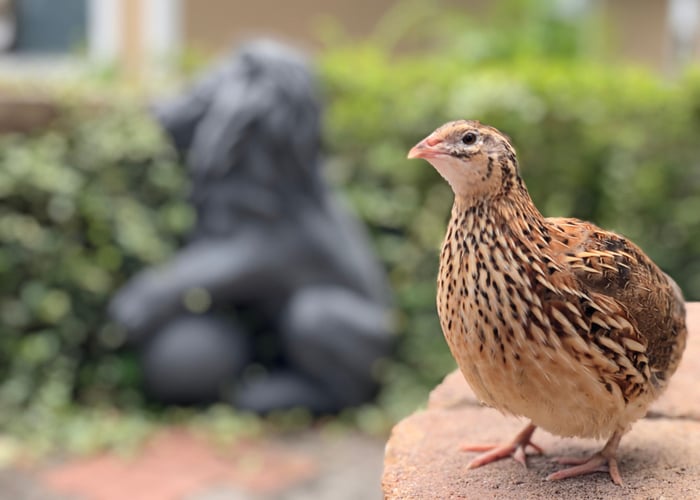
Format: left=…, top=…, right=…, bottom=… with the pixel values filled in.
left=454, top=182, right=546, bottom=236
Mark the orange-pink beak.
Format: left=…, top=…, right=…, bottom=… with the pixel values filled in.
left=407, top=135, right=444, bottom=160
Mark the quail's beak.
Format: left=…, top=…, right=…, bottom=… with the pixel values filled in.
left=407, top=135, right=445, bottom=160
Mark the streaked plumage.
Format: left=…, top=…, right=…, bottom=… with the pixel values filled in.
left=408, top=120, right=687, bottom=485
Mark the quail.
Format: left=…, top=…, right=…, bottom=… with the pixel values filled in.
left=408, top=120, right=687, bottom=485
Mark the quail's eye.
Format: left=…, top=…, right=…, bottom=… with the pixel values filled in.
left=462, top=132, right=478, bottom=145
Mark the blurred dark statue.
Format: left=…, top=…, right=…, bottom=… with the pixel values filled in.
left=109, top=40, right=394, bottom=413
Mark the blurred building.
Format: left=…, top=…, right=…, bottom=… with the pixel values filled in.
left=0, top=0, right=698, bottom=76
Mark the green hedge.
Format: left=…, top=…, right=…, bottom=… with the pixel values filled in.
left=319, top=45, right=700, bottom=413
left=1, top=4, right=700, bottom=424
left=0, top=100, right=192, bottom=424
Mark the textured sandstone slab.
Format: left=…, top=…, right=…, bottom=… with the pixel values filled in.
left=383, top=303, right=700, bottom=499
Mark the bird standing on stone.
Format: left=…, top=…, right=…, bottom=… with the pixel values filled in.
left=408, top=120, right=687, bottom=485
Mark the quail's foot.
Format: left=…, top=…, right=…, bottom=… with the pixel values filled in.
left=547, top=430, right=623, bottom=485
left=462, top=423, right=542, bottom=468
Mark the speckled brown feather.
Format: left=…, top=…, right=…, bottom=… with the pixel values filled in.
left=409, top=120, right=687, bottom=483
left=547, top=217, right=686, bottom=381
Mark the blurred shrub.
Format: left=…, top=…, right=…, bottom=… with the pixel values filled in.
left=1, top=0, right=700, bottom=432
left=0, top=97, right=192, bottom=429
left=318, top=1, right=700, bottom=416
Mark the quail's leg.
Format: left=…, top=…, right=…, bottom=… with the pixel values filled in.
left=547, top=430, right=623, bottom=485
left=462, top=422, right=542, bottom=468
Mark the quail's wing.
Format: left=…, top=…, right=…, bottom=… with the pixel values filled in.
left=546, top=217, right=687, bottom=387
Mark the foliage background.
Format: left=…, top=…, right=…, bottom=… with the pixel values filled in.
left=320, top=2, right=700, bottom=416
left=0, top=0, right=699, bottom=449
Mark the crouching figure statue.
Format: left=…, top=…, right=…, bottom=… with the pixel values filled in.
left=109, top=40, right=394, bottom=413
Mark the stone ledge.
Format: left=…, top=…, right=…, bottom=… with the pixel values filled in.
left=383, top=303, right=700, bottom=499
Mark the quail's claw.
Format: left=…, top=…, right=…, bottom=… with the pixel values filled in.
left=547, top=431, right=624, bottom=485
left=462, top=423, right=541, bottom=470
left=547, top=453, right=622, bottom=485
